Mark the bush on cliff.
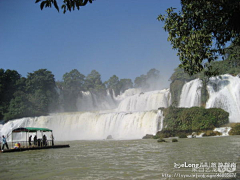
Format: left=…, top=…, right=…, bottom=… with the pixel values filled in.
left=163, top=106, right=229, bottom=132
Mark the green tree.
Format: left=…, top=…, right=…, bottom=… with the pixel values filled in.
left=225, top=43, right=240, bottom=69
left=105, top=75, right=120, bottom=95
left=35, top=0, right=94, bottom=13
left=26, top=69, right=58, bottom=114
left=4, top=91, right=34, bottom=121
left=119, top=79, right=133, bottom=93
left=63, top=69, right=85, bottom=91
left=146, top=68, right=160, bottom=80
left=158, top=0, right=240, bottom=76
left=84, top=70, right=106, bottom=93
left=134, top=75, right=147, bottom=89
left=0, top=69, right=21, bottom=119
left=62, top=69, right=85, bottom=111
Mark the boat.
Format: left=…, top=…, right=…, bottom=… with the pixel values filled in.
left=1, top=127, right=70, bottom=153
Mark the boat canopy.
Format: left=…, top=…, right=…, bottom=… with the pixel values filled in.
left=12, top=127, right=52, bottom=133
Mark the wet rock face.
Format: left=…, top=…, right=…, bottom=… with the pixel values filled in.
left=142, top=134, right=154, bottom=139
left=106, top=135, right=113, bottom=139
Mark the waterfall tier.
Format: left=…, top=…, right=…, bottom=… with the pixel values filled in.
left=179, top=79, right=202, bottom=108
left=179, top=74, right=240, bottom=123
left=116, top=89, right=171, bottom=112
left=206, top=74, right=240, bottom=123
left=1, top=110, right=163, bottom=141
left=77, top=90, right=117, bottom=111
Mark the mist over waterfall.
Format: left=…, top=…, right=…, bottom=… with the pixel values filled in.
left=76, top=90, right=117, bottom=111
left=116, top=89, right=171, bottom=112
left=2, top=73, right=239, bottom=141
left=179, top=79, right=202, bottom=107
left=1, top=88, right=168, bottom=141
left=206, top=75, right=240, bottom=123
left=1, top=111, right=163, bottom=141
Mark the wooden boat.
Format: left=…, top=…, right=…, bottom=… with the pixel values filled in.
left=1, top=127, right=70, bottom=153
left=1, top=144, right=70, bottom=153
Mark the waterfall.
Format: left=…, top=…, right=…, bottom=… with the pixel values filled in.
left=117, top=89, right=170, bottom=112
left=1, top=87, right=170, bottom=140
left=157, top=110, right=164, bottom=132
left=4, top=73, right=239, bottom=140
left=206, top=74, right=240, bottom=123
left=179, top=79, right=202, bottom=107
left=179, top=74, right=240, bottom=123
left=76, top=90, right=117, bottom=111
left=1, top=111, right=160, bottom=141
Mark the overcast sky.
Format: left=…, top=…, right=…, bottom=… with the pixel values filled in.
left=0, top=0, right=181, bottom=87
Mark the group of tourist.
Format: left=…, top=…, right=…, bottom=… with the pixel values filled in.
left=28, top=133, right=54, bottom=146
left=28, top=135, right=39, bottom=146
left=1, top=133, right=54, bottom=150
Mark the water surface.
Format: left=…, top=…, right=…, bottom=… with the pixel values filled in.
left=0, top=136, right=240, bottom=179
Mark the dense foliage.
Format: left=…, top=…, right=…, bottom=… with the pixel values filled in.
left=0, top=67, right=159, bottom=121
left=163, top=106, right=229, bottom=131
left=0, top=69, right=21, bottom=120
left=2, top=69, right=58, bottom=121
left=158, top=0, right=240, bottom=76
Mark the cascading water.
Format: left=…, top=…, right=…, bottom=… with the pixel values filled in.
left=206, top=74, right=240, bottom=123
left=179, top=74, right=240, bottom=123
left=1, top=111, right=160, bottom=141
left=3, top=73, right=238, bottom=141
left=1, top=88, right=169, bottom=141
left=76, top=90, right=117, bottom=111
left=117, top=89, right=170, bottom=112
left=179, top=79, right=202, bottom=107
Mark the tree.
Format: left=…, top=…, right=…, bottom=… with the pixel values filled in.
left=146, top=68, right=160, bottom=80
left=62, top=69, right=85, bottom=111
left=134, top=75, right=147, bottom=89
left=4, top=91, right=34, bottom=121
left=26, top=69, right=58, bottom=114
left=26, top=69, right=56, bottom=93
left=84, top=70, right=106, bottom=93
left=35, top=0, right=94, bottom=13
left=158, top=0, right=240, bottom=76
left=134, top=69, right=161, bottom=90
left=225, top=43, right=240, bottom=68
left=119, top=79, right=133, bottom=93
left=63, top=69, right=85, bottom=92
left=105, top=75, right=120, bottom=95
left=0, top=69, right=21, bottom=119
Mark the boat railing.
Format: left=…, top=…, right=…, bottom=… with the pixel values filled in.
left=1, top=140, right=54, bottom=150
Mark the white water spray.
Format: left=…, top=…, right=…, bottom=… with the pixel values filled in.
left=76, top=90, right=117, bottom=111
left=179, top=74, right=240, bottom=123
left=179, top=79, right=202, bottom=107
left=1, top=88, right=170, bottom=141
left=206, top=74, right=240, bottom=123
left=117, top=89, right=170, bottom=112
left=1, top=111, right=160, bottom=141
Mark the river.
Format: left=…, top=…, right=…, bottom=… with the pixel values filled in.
left=1, top=136, right=240, bottom=179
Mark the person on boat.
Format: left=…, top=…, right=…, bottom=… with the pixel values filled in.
left=51, top=133, right=54, bottom=146
left=2, top=135, right=9, bottom=150
left=34, top=135, right=37, bottom=146
left=43, top=134, right=47, bottom=146
left=14, top=142, right=20, bottom=149
left=29, top=135, right=32, bottom=146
